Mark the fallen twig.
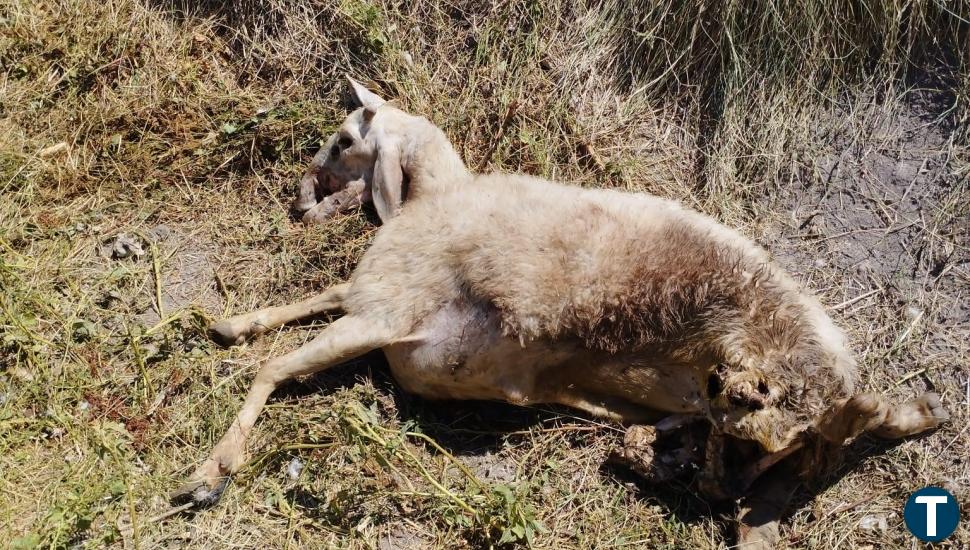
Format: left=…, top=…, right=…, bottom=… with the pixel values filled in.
left=891, top=368, right=927, bottom=389
left=38, top=141, right=70, bottom=158
left=830, top=287, right=883, bottom=311
left=151, top=242, right=164, bottom=318
left=118, top=501, right=195, bottom=540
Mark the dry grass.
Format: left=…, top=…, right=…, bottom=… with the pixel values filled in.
left=1, top=0, right=968, bottom=548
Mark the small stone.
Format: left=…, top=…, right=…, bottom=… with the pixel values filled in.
left=942, top=478, right=960, bottom=496
left=858, top=514, right=887, bottom=532
left=146, top=224, right=172, bottom=243
left=10, top=367, right=33, bottom=382
left=112, top=233, right=145, bottom=259
left=287, top=457, right=304, bottom=480
left=904, top=305, right=923, bottom=321
left=38, top=142, right=70, bottom=158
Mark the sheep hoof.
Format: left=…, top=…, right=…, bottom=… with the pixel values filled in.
left=291, top=197, right=317, bottom=215
left=170, top=476, right=229, bottom=508
left=610, top=423, right=705, bottom=484
left=737, top=520, right=781, bottom=550
left=917, top=392, right=949, bottom=426
left=208, top=320, right=246, bottom=347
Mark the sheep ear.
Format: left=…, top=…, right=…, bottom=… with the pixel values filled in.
left=347, top=76, right=386, bottom=111
left=371, top=136, right=404, bottom=222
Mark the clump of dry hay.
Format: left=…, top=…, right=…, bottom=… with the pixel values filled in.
left=1, top=0, right=967, bottom=547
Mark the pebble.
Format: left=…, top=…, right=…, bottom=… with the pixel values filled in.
left=146, top=224, right=172, bottom=243
left=287, top=457, right=304, bottom=480
left=112, top=233, right=145, bottom=259
left=858, top=514, right=887, bottom=532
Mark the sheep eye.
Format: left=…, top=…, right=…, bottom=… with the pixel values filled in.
left=337, top=136, right=354, bottom=149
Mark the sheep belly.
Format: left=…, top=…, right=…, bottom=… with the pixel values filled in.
left=381, top=300, right=704, bottom=420
left=382, top=300, right=573, bottom=404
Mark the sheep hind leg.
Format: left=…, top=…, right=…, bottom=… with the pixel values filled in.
left=817, top=392, right=948, bottom=445
left=736, top=464, right=800, bottom=550
left=209, top=283, right=350, bottom=347
left=171, top=315, right=395, bottom=506
left=733, top=392, right=947, bottom=549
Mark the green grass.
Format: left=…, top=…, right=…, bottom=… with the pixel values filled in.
left=1, top=0, right=968, bottom=547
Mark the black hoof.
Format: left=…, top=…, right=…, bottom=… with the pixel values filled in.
left=169, top=476, right=230, bottom=508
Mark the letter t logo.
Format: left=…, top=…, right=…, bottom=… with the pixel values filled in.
left=915, top=495, right=949, bottom=537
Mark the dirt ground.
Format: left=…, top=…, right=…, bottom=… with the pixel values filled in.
left=1, top=1, right=968, bottom=548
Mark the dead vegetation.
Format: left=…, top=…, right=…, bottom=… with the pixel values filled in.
left=0, top=0, right=967, bottom=547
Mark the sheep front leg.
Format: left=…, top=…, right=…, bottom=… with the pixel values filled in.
left=292, top=172, right=320, bottom=214
left=609, top=416, right=706, bottom=483
left=209, top=283, right=350, bottom=346
left=171, top=315, right=395, bottom=506
left=301, top=179, right=367, bottom=225
left=696, top=429, right=733, bottom=500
